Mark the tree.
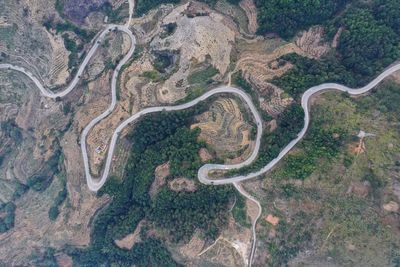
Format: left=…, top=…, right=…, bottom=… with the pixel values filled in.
left=338, top=9, right=400, bottom=78
left=48, top=206, right=60, bottom=221
left=255, top=0, right=349, bottom=39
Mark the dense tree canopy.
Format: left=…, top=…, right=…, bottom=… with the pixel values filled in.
left=68, top=102, right=235, bottom=266
left=271, top=54, right=356, bottom=99
left=272, top=2, right=400, bottom=99
left=338, top=8, right=400, bottom=77
left=255, top=0, right=349, bottom=39
left=151, top=185, right=233, bottom=241
left=373, top=0, right=400, bottom=35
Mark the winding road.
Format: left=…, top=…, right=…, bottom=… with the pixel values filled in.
left=2, top=1, right=400, bottom=265
left=198, top=62, right=400, bottom=186
left=3, top=47, right=400, bottom=191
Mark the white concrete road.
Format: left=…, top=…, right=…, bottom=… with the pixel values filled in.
left=233, top=182, right=261, bottom=267
left=198, top=62, right=400, bottom=185
left=1, top=36, right=400, bottom=191
left=2, top=2, right=400, bottom=265
left=1, top=23, right=137, bottom=192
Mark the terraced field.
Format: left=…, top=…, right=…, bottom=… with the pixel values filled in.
left=191, top=97, right=254, bottom=161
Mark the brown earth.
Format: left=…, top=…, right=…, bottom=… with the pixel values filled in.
left=178, top=230, right=206, bottom=258
left=235, top=43, right=304, bottom=88
left=265, top=214, right=280, bottom=226
left=383, top=201, right=399, bottom=212
left=246, top=198, right=259, bottom=224
left=149, top=162, right=170, bottom=198
left=331, top=27, right=344, bottom=48
left=56, top=253, right=73, bottom=267
left=239, top=0, right=258, bottom=34
left=191, top=98, right=254, bottom=161
left=150, top=2, right=236, bottom=103
left=199, top=148, right=213, bottom=162
left=168, top=177, right=197, bottom=192
left=199, top=216, right=252, bottom=266
left=295, top=26, right=330, bottom=59
left=114, top=220, right=145, bottom=250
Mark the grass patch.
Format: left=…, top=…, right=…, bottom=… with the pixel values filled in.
left=232, top=193, right=251, bottom=228
left=187, top=66, right=219, bottom=86
left=141, top=70, right=162, bottom=82
left=259, top=82, right=400, bottom=266
left=0, top=24, right=17, bottom=49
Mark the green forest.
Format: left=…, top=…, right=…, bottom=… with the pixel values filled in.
left=53, top=0, right=400, bottom=265
left=272, top=1, right=400, bottom=99
left=255, top=0, right=350, bottom=39
left=67, top=101, right=236, bottom=266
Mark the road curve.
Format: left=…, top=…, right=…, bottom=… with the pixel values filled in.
left=0, top=24, right=137, bottom=192
left=1, top=8, right=400, bottom=192
left=0, top=25, right=136, bottom=98
left=2, top=51, right=400, bottom=190
left=1, top=5, right=400, bottom=265
left=86, top=86, right=263, bottom=191
left=198, top=62, right=400, bottom=185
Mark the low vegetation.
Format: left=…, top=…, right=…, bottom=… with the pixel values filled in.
left=26, top=147, right=62, bottom=193
left=232, top=71, right=273, bottom=121
left=273, top=106, right=347, bottom=180
left=232, top=192, right=251, bottom=227
left=135, top=0, right=180, bottom=16
left=261, top=81, right=400, bottom=266
left=101, top=2, right=129, bottom=24
left=0, top=24, right=17, bottom=50
left=0, top=203, right=16, bottom=233
left=187, top=66, right=219, bottom=87
left=48, top=175, right=68, bottom=221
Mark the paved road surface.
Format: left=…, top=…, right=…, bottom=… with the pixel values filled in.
left=2, top=36, right=400, bottom=191
left=2, top=1, right=400, bottom=264
left=198, top=62, right=400, bottom=185
left=234, top=182, right=261, bottom=267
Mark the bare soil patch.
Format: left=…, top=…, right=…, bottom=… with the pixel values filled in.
left=114, top=220, right=145, bottom=250
left=168, top=177, right=196, bottom=192
left=149, top=162, right=169, bottom=198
